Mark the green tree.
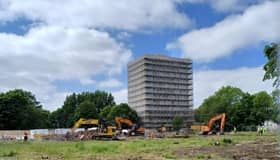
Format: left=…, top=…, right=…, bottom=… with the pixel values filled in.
left=263, top=43, right=280, bottom=87
left=233, top=93, right=254, bottom=130
left=195, top=86, right=279, bottom=131
left=50, top=90, right=115, bottom=128
left=194, top=86, right=245, bottom=130
left=74, top=101, right=98, bottom=120
left=102, top=103, right=138, bottom=123
left=76, top=91, right=115, bottom=113
left=100, top=106, right=112, bottom=120
left=252, top=91, right=278, bottom=124
left=49, top=108, right=65, bottom=128
left=172, top=116, right=184, bottom=131
left=271, top=89, right=280, bottom=105
left=271, top=89, right=280, bottom=122
left=0, top=89, right=50, bottom=129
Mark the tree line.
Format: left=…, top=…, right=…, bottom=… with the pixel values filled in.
left=194, top=86, right=279, bottom=131
left=0, top=89, right=138, bottom=130
left=194, top=42, right=280, bottom=131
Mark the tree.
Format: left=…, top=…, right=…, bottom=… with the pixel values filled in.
left=74, top=101, right=98, bottom=120
left=195, top=86, right=279, bottom=131
left=252, top=91, right=278, bottom=124
left=101, top=103, right=138, bottom=123
left=263, top=43, right=280, bottom=87
left=172, top=116, right=184, bottom=131
left=100, top=106, right=112, bottom=120
left=76, top=91, right=115, bottom=113
left=271, top=89, right=280, bottom=105
left=0, top=89, right=50, bottom=129
left=50, top=90, right=115, bottom=128
left=271, top=89, right=280, bottom=122
left=49, top=108, right=65, bottom=128
left=194, top=86, right=245, bottom=130
left=233, top=93, right=254, bottom=130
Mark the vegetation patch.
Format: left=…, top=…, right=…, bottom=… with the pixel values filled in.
left=163, top=153, right=176, bottom=159
left=1, top=150, right=17, bottom=157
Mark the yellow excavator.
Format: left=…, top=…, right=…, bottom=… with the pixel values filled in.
left=70, top=118, right=116, bottom=139
left=191, top=113, right=226, bottom=135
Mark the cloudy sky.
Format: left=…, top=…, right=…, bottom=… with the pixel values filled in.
left=0, top=0, right=278, bottom=111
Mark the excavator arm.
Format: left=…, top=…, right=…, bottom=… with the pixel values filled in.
left=115, top=117, right=133, bottom=129
left=191, top=113, right=226, bottom=134
left=220, top=113, right=226, bottom=133
left=114, top=117, right=145, bottom=135
left=71, top=118, right=99, bottom=133
left=206, top=113, right=226, bottom=133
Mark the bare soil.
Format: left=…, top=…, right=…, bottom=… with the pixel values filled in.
left=173, top=138, right=280, bottom=160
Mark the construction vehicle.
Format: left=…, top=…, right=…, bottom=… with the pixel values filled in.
left=115, top=117, right=145, bottom=136
left=70, top=118, right=116, bottom=139
left=191, top=113, right=226, bottom=135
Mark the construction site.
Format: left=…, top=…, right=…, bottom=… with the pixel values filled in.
left=0, top=55, right=280, bottom=160
left=1, top=0, right=280, bottom=159
left=0, top=112, right=279, bottom=160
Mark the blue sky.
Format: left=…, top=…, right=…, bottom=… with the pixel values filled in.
left=0, top=0, right=278, bottom=111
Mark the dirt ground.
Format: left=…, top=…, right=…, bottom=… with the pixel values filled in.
left=173, top=137, right=280, bottom=160
left=1, top=133, right=279, bottom=160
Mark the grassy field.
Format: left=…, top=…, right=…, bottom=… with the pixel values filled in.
left=0, top=132, right=278, bottom=160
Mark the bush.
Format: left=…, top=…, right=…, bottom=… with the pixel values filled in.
left=2, top=151, right=17, bottom=157
left=172, top=116, right=184, bottom=131
left=223, top=138, right=233, bottom=144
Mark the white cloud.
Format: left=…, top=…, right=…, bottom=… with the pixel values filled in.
left=112, top=89, right=128, bottom=104
left=41, top=92, right=70, bottom=112
left=0, top=73, right=70, bottom=111
left=167, top=0, right=280, bottom=62
left=180, top=0, right=266, bottom=12
left=194, top=66, right=274, bottom=108
left=98, top=79, right=123, bottom=88
left=0, top=26, right=132, bottom=110
left=0, top=0, right=192, bottom=31
left=80, top=78, right=96, bottom=85
left=0, top=0, right=193, bottom=111
left=209, top=0, right=254, bottom=12
left=116, top=32, right=131, bottom=41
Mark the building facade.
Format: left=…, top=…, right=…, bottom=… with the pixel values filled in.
left=128, top=55, right=193, bottom=129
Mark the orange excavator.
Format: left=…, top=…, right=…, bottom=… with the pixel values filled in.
left=191, top=113, right=226, bottom=135
left=115, top=117, right=145, bottom=136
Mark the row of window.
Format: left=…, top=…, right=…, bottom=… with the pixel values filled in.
left=128, top=73, right=192, bottom=84
left=145, top=63, right=191, bottom=70
left=128, top=87, right=192, bottom=96
left=146, top=94, right=191, bottom=99
left=146, top=110, right=190, bottom=114
left=144, top=58, right=191, bottom=67
left=145, top=103, right=193, bottom=107
left=145, top=71, right=191, bottom=79
left=129, top=81, right=192, bottom=89
left=144, top=116, right=185, bottom=121
left=128, top=57, right=192, bottom=73
left=128, top=94, right=193, bottom=102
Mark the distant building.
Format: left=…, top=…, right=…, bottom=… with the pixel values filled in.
left=128, top=55, right=194, bottom=129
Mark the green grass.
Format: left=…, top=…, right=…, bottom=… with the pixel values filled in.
left=0, top=132, right=276, bottom=160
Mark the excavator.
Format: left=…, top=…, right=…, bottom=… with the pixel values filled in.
left=114, top=117, right=145, bottom=136
left=191, top=113, right=226, bottom=135
left=70, top=118, right=116, bottom=139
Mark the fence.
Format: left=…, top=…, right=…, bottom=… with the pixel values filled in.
left=0, top=128, right=73, bottom=140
